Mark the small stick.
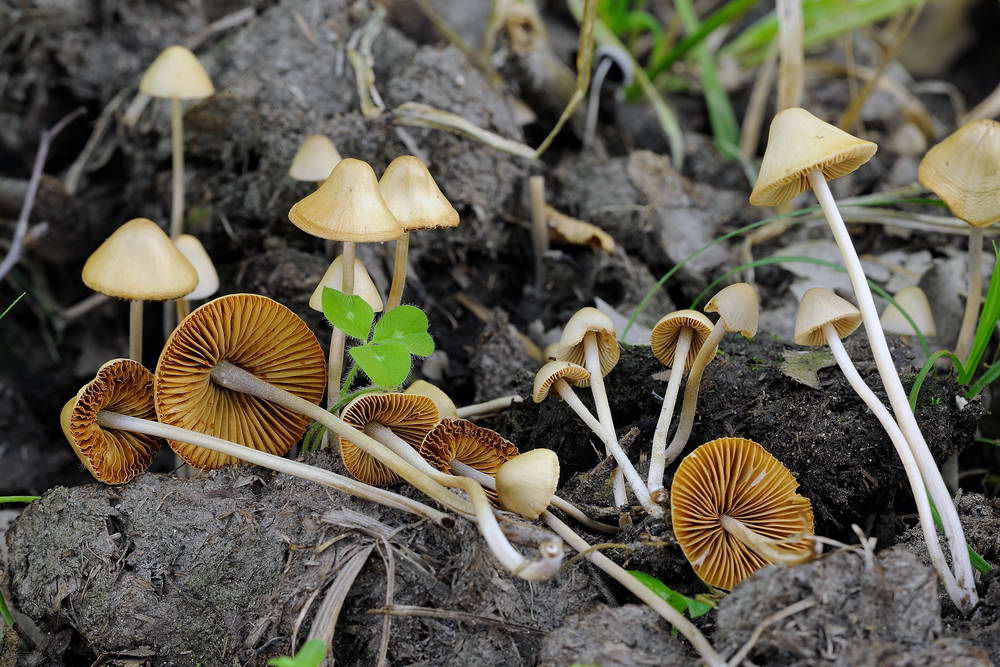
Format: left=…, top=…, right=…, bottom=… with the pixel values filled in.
left=60, top=292, right=111, bottom=322
left=529, top=176, right=547, bottom=292
left=456, top=395, right=523, bottom=419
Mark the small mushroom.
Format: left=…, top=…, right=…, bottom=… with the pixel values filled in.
left=288, top=134, right=343, bottom=182
left=308, top=255, right=384, bottom=314
left=671, top=437, right=816, bottom=590
left=82, top=218, right=197, bottom=362
left=173, top=234, right=219, bottom=320
left=404, top=380, right=459, bottom=418
left=879, top=286, right=937, bottom=340
left=495, top=449, right=560, bottom=519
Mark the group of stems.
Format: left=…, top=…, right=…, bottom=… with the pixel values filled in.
left=581, top=333, right=630, bottom=509
left=647, top=327, right=693, bottom=495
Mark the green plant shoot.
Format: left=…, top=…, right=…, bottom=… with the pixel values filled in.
left=267, top=639, right=326, bottom=667
left=629, top=570, right=714, bottom=620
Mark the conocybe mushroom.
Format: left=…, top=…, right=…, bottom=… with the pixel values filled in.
left=794, top=288, right=965, bottom=607
left=918, top=119, right=1000, bottom=360
left=404, top=380, right=459, bottom=418
left=495, top=449, right=560, bottom=519
left=671, top=437, right=816, bottom=590
left=308, top=255, right=384, bottom=314
left=752, top=108, right=977, bottom=609
left=647, top=310, right=713, bottom=496
left=82, top=217, right=197, bottom=363
left=880, top=286, right=937, bottom=339
left=378, top=155, right=460, bottom=309
left=173, top=234, right=219, bottom=320
left=288, top=134, right=342, bottom=182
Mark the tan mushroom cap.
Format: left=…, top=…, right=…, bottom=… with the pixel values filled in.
left=308, top=256, right=384, bottom=314
left=83, top=218, right=198, bottom=300
left=495, top=449, right=560, bottom=519
left=378, top=155, right=460, bottom=231
left=339, top=393, right=440, bottom=486
left=404, top=380, right=459, bottom=418
left=650, top=310, right=714, bottom=371
left=794, top=288, right=862, bottom=346
left=918, top=119, right=1000, bottom=228
left=154, top=294, right=327, bottom=470
left=288, top=158, right=404, bottom=242
left=419, top=418, right=519, bottom=503
left=555, top=307, right=620, bottom=385
left=61, top=359, right=163, bottom=484
left=546, top=205, right=615, bottom=254
left=288, top=134, right=342, bottom=182
left=705, top=283, right=759, bottom=338
left=750, top=108, right=878, bottom=207
left=139, top=45, right=214, bottom=100
left=533, top=360, right=590, bottom=403
left=174, top=234, right=219, bottom=300
left=880, top=286, right=937, bottom=338
left=671, top=437, right=814, bottom=590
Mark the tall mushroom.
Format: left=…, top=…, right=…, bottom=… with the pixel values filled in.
left=879, top=286, right=937, bottom=341
left=82, top=218, right=197, bottom=363
left=751, top=107, right=977, bottom=609
left=378, top=155, right=460, bottom=309
left=173, top=234, right=219, bottom=320
left=308, top=255, right=384, bottom=315
left=288, top=134, right=343, bottom=182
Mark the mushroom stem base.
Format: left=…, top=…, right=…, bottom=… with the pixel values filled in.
left=648, top=327, right=692, bottom=493
left=719, top=515, right=816, bottom=567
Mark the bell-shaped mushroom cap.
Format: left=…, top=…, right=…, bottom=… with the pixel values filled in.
left=378, top=156, right=460, bottom=231
left=533, top=360, right=590, bottom=403
left=419, top=418, right=519, bottom=502
left=650, top=310, right=715, bottom=371
left=339, top=393, right=440, bottom=486
left=288, top=134, right=342, bottom=182
left=139, top=45, right=214, bottom=100
left=154, top=294, right=327, bottom=469
left=918, top=119, right=1000, bottom=228
left=555, top=307, right=620, bottom=384
left=61, top=359, right=163, bottom=484
left=308, top=256, right=384, bottom=314
left=288, top=158, right=404, bottom=242
left=404, top=380, right=459, bottom=418
left=671, top=437, right=814, bottom=590
left=83, top=218, right=198, bottom=301
left=173, top=234, right=220, bottom=301
left=705, top=283, right=759, bottom=338
left=794, top=288, right=862, bottom=346
left=749, top=108, right=878, bottom=207
left=495, top=449, right=560, bottom=519
left=880, top=286, right=937, bottom=338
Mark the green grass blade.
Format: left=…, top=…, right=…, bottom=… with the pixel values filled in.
left=1, top=592, right=12, bottom=628
left=0, top=496, right=40, bottom=504
left=647, top=0, right=758, bottom=77
left=926, top=496, right=993, bottom=574
left=0, top=293, right=26, bottom=320
left=907, top=350, right=964, bottom=410
left=966, top=360, right=1000, bottom=400
left=959, top=242, right=1000, bottom=384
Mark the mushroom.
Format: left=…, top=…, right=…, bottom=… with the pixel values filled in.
left=919, top=119, right=1000, bottom=360
left=173, top=234, right=219, bottom=321
left=534, top=360, right=658, bottom=516
left=660, top=283, right=759, bottom=472
left=671, top=437, right=816, bottom=590
left=794, top=287, right=964, bottom=607
left=495, top=449, right=560, bottom=519
left=378, top=155, right=460, bottom=309
left=63, top=359, right=449, bottom=524
left=288, top=158, right=403, bottom=407
left=288, top=134, right=342, bottom=182
left=751, top=107, right=978, bottom=609
left=646, top=310, right=714, bottom=497
left=308, top=255, right=384, bottom=314
left=404, top=380, right=459, bottom=418
left=879, top=285, right=937, bottom=340
left=82, top=217, right=197, bottom=363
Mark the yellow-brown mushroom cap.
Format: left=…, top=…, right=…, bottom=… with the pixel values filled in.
left=404, top=380, right=459, bottom=418
left=339, top=393, right=440, bottom=486
left=154, top=294, right=327, bottom=470
left=419, top=418, right=519, bottom=503
left=705, top=283, right=759, bottom=338
left=749, top=108, right=878, bottom=207
left=289, top=134, right=342, bottom=182
left=650, top=310, right=714, bottom=371
left=880, top=286, right=937, bottom=338
left=139, top=45, right=214, bottom=100
left=671, top=437, right=814, bottom=590
left=533, top=360, right=590, bottom=403
left=308, top=256, right=384, bottom=314
left=794, top=288, right=862, bottom=346
left=288, top=158, right=404, bottom=242
left=378, top=155, right=460, bottom=231
left=918, top=119, right=1000, bottom=228
left=61, top=359, right=163, bottom=484
left=174, top=234, right=219, bottom=300
left=555, top=307, right=620, bottom=385
left=495, top=449, right=560, bottom=519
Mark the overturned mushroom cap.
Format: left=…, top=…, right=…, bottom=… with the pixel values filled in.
left=83, top=218, right=198, bottom=301
left=308, top=256, right=384, bottom=314
left=378, top=155, right=460, bottom=230
left=61, top=359, right=163, bottom=484
left=155, top=294, right=327, bottom=469
left=495, top=449, right=560, bottom=519
left=705, top=283, right=759, bottom=338
left=750, top=108, right=878, bottom=207
left=405, top=380, right=459, bottom=418
left=139, top=45, right=214, bottom=100
left=289, top=134, right=342, bottom=182
left=555, top=307, right=620, bottom=385
left=671, top=437, right=814, bottom=590
left=533, top=360, right=590, bottom=403
left=794, top=288, right=863, bottom=346
left=919, top=119, right=1000, bottom=227
left=174, top=234, right=220, bottom=301
left=546, top=205, right=615, bottom=254
left=419, top=418, right=519, bottom=502
left=650, top=310, right=714, bottom=371
left=339, top=393, right=440, bottom=486
left=288, top=158, right=404, bottom=242
left=880, top=286, right=937, bottom=338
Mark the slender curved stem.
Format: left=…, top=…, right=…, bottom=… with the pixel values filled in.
left=129, top=300, right=143, bottom=362
left=583, top=333, right=628, bottom=507
left=456, top=395, right=522, bottom=418
left=957, top=227, right=984, bottom=362
left=719, top=515, right=815, bottom=566
left=386, top=231, right=409, bottom=309
left=648, top=328, right=692, bottom=493
left=328, top=241, right=356, bottom=408
left=169, top=98, right=185, bottom=238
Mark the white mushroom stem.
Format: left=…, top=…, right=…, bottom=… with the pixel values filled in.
left=169, top=97, right=185, bottom=238
left=93, top=410, right=451, bottom=526
left=129, top=300, right=143, bottom=363
left=647, top=327, right=693, bottom=495
left=583, top=332, right=628, bottom=508
left=364, top=422, right=564, bottom=581
left=450, top=459, right=619, bottom=535
left=553, top=379, right=660, bottom=516
left=823, top=324, right=964, bottom=606
left=386, top=231, right=409, bottom=309
left=541, top=511, right=725, bottom=667
left=956, top=227, right=984, bottom=362
left=808, top=169, right=978, bottom=610
left=661, top=321, right=726, bottom=468
left=719, top=515, right=816, bottom=566
left=456, top=395, right=523, bottom=419
left=327, top=240, right=356, bottom=408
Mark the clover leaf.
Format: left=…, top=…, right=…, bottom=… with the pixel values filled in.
left=267, top=639, right=326, bottom=667
left=350, top=341, right=412, bottom=388
left=372, top=305, right=435, bottom=357
left=322, top=287, right=374, bottom=340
